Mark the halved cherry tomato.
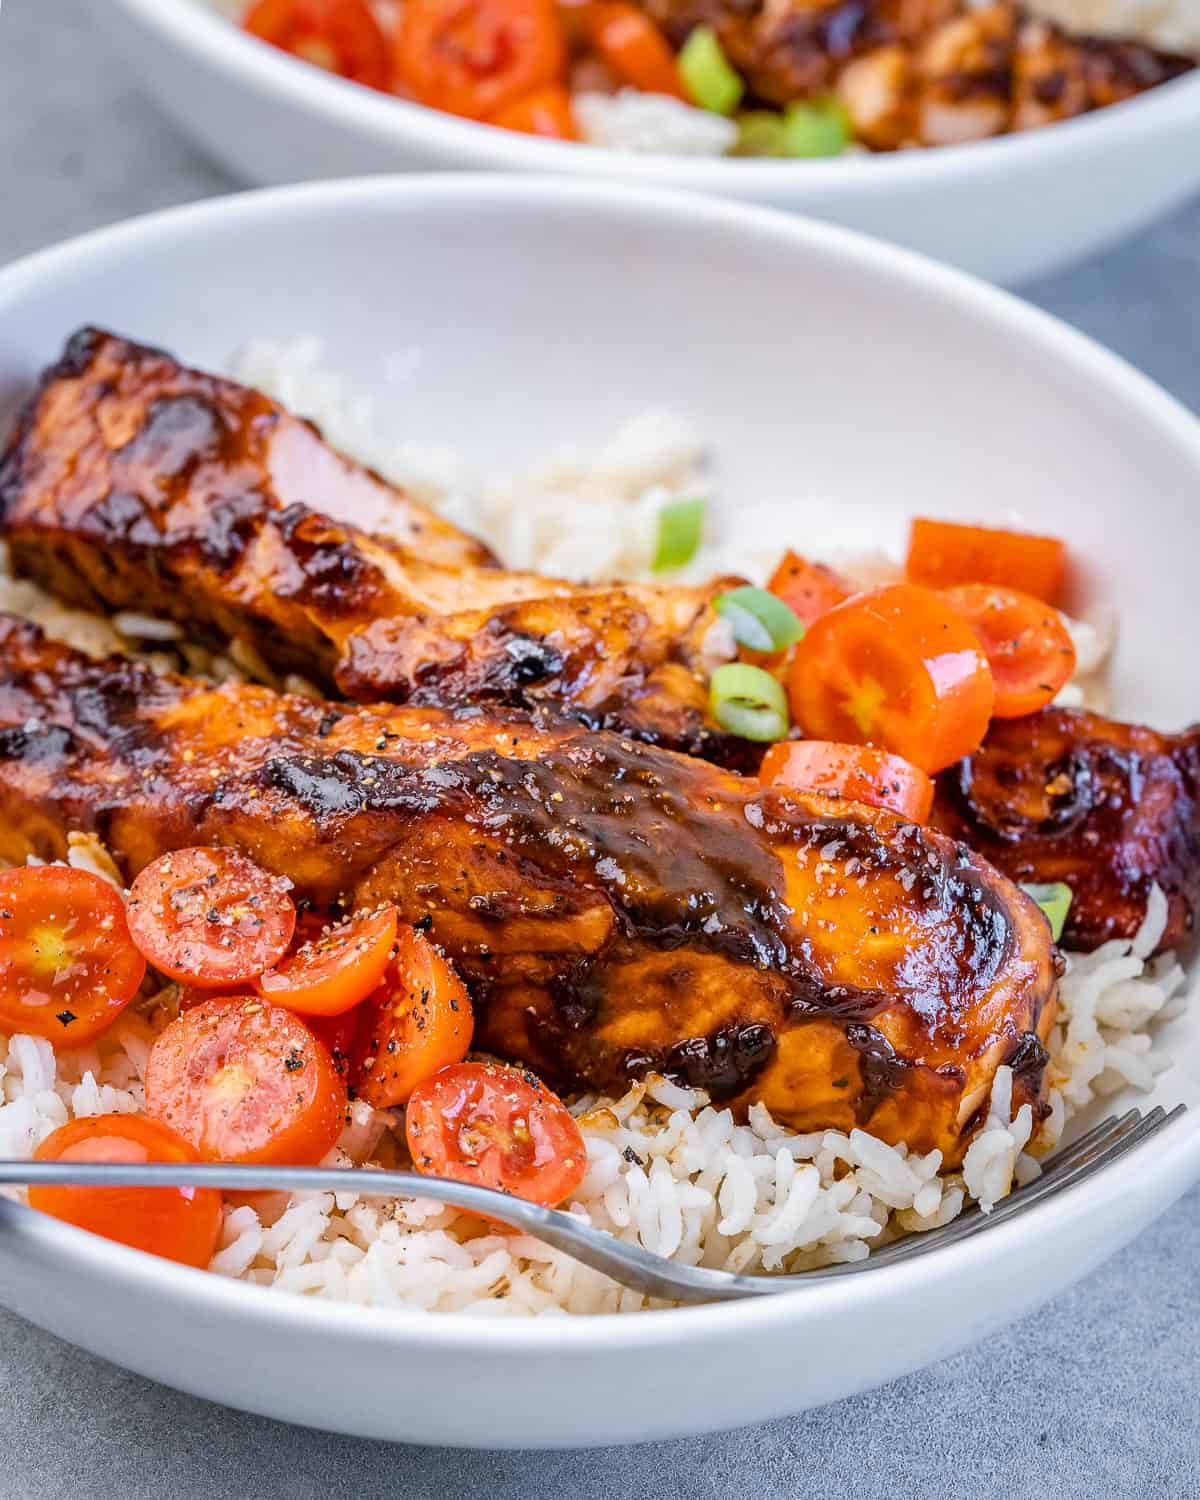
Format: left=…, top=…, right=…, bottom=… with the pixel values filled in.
left=767, top=551, right=852, bottom=628
left=306, top=1004, right=362, bottom=1078
left=257, top=905, right=398, bottom=1017
left=144, top=997, right=346, bottom=1164
left=406, top=1060, right=587, bottom=1207
left=490, top=83, right=578, bottom=136
left=760, top=740, right=934, bottom=823
left=0, top=866, right=146, bottom=1046
left=942, top=583, right=1076, bottom=719
left=906, top=518, right=1067, bottom=604
left=786, top=583, right=995, bottom=775
left=395, top=0, right=567, bottom=121
left=126, top=848, right=296, bottom=989
left=588, top=4, right=683, bottom=97
left=350, top=925, right=474, bottom=1107
left=30, top=1113, right=223, bottom=1269
left=243, top=0, right=391, bottom=89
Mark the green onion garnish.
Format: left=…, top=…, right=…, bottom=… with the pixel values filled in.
left=714, top=586, right=805, bottom=653
left=679, top=27, right=744, bottom=116
left=653, top=497, right=705, bottom=572
left=709, top=663, right=790, bottom=742
left=732, top=112, right=786, bottom=157
left=779, top=97, right=850, bottom=158
left=1022, top=882, right=1073, bottom=943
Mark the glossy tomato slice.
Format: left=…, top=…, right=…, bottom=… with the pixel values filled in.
left=0, top=865, right=146, bottom=1046
left=243, top=0, right=391, bottom=88
left=786, top=583, right=995, bottom=774
left=350, top=925, right=474, bottom=1107
left=395, top=0, right=567, bottom=121
left=760, top=740, right=934, bottom=823
left=144, top=996, right=345, bottom=1164
left=257, top=905, right=398, bottom=1017
left=405, top=1061, right=587, bottom=1208
left=30, top=1113, right=223, bottom=1268
left=942, top=584, right=1076, bottom=719
left=126, top=848, right=296, bottom=989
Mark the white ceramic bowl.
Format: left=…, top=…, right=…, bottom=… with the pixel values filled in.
left=0, top=177, right=1198, bottom=1447
left=97, top=0, right=1200, bottom=285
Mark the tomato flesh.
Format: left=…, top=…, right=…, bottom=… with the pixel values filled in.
left=257, top=905, right=398, bottom=1017
left=30, top=1113, right=223, bottom=1268
left=906, top=517, right=1067, bottom=603
left=786, top=583, right=995, bottom=774
left=395, top=0, right=567, bottom=121
left=942, top=584, right=1077, bottom=719
left=767, top=550, right=852, bottom=627
left=243, top=0, right=391, bottom=88
left=126, top=847, right=296, bottom=989
left=589, top=4, right=684, bottom=98
left=406, top=1061, right=587, bottom=1208
left=490, top=84, right=578, bottom=136
left=144, top=996, right=346, bottom=1164
left=350, top=925, right=474, bottom=1107
left=0, top=865, right=146, bottom=1045
left=760, top=740, right=934, bottom=823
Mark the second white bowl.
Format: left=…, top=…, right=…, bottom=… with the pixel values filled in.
left=100, top=0, right=1200, bottom=284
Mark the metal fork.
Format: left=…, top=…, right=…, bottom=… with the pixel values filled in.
left=0, top=1103, right=1184, bottom=1304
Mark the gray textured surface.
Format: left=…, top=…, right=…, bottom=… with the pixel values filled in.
left=1, top=1, right=1199, bottom=1492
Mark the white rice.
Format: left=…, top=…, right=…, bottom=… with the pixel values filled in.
left=0, top=340, right=1188, bottom=1315
left=573, top=90, right=739, bottom=155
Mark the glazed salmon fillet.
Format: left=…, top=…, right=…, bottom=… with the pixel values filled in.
left=934, top=707, right=1200, bottom=955
left=0, top=615, right=1058, bottom=1163
left=0, top=328, right=747, bottom=766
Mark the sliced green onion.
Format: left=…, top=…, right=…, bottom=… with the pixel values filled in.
left=1021, top=882, right=1073, bottom=943
left=653, top=497, right=705, bottom=572
left=732, top=111, right=787, bottom=157
left=709, top=663, right=790, bottom=742
left=714, top=586, right=805, bottom=653
left=779, top=97, right=850, bottom=158
left=679, top=27, right=744, bottom=116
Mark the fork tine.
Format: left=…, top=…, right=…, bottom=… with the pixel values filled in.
left=863, top=1108, right=1151, bottom=1269
left=876, top=1104, right=1182, bottom=1270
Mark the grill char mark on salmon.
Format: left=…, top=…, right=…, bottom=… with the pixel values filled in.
left=0, top=614, right=1057, bottom=1164
left=933, top=707, right=1200, bottom=954
left=0, top=328, right=750, bottom=767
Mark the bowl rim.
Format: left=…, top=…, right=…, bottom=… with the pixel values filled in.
left=107, top=0, right=1200, bottom=189
left=1, top=173, right=1199, bottom=1352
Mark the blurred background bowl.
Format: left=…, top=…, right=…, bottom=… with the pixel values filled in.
left=99, top=0, right=1200, bottom=284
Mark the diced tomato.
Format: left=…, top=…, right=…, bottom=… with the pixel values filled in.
left=350, top=925, right=474, bottom=1107
left=0, top=866, right=146, bottom=1046
left=490, top=84, right=578, bottom=136
left=587, top=4, right=684, bottom=97
left=767, top=551, right=852, bottom=628
left=906, top=518, right=1067, bottom=603
left=242, top=0, right=391, bottom=89
left=760, top=740, right=934, bottom=823
left=126, top=848, right=296, bottom=989
left=30, top=1113, right=223, bottom=1268
left=144, top=996, right=346, bottom=1165
left=394, top=0, right=567, bottom=121
left=942, top=583, right=1076, bottom=719
left=406, top=1060, right=587, bottom=1208
left=257, top=905, right=398, bottom=1017
left=786, top=583, right=995, bottom=774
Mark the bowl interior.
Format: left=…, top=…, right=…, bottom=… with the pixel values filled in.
left=1, top=173, right=1198, bottom=1249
